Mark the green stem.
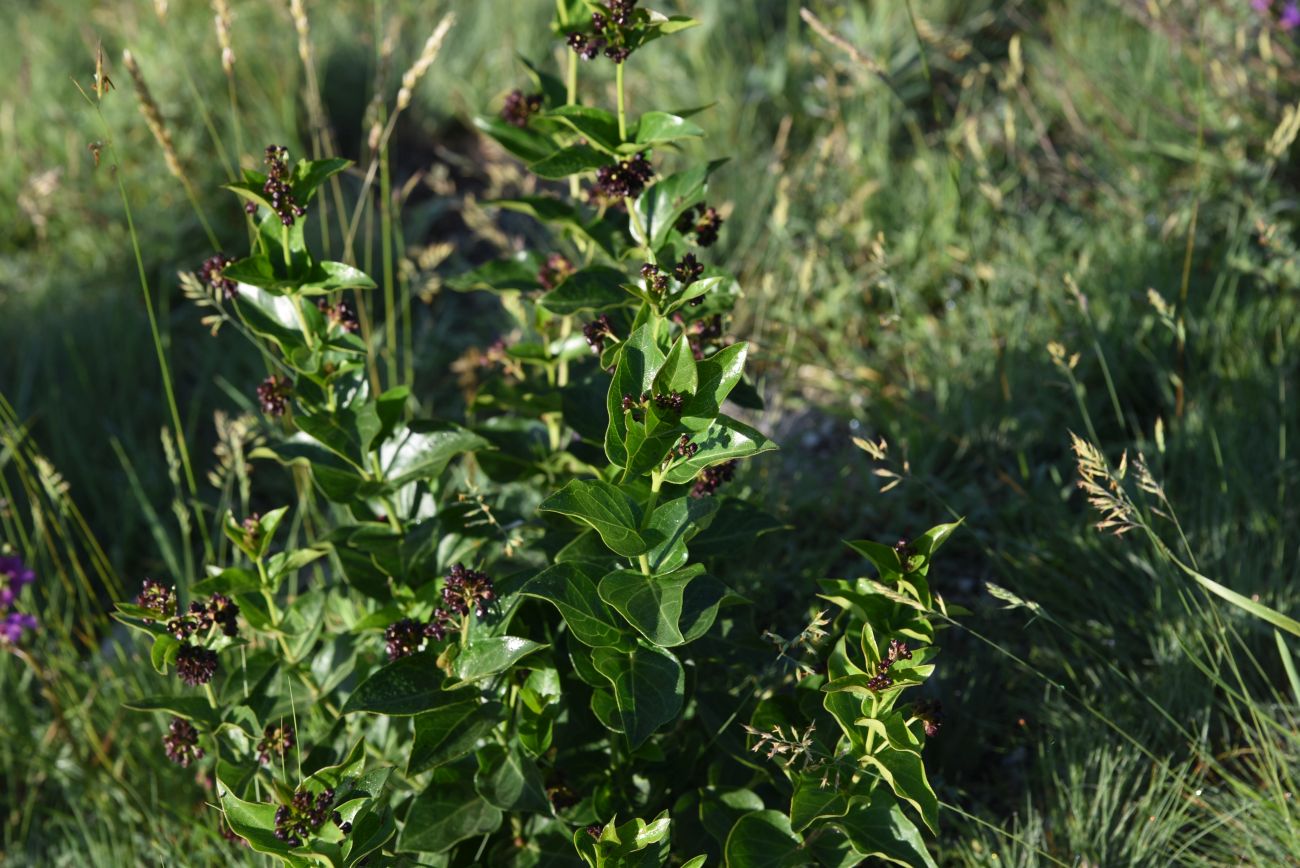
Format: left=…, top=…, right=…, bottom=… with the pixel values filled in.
left=557, top=317, right=573, bottom=387
left=291, top=293, right=316, bottom=349
left=204, top=682, right=219, bottom=709
left=281, top=224, right=292, bottom=269
left=616, top=61, right=627, bottom=141
left=625, top=197, right=655, bottom=264
left=566, top=49, right=580, bottom=199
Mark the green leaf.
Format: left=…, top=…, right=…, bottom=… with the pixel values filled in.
left=218, top=783, right=300, bottom=862
left=590, top=641, right=684, bottom=748
left=598, top=565, right=726, bottom=648
left=398, top=764, right=503, bottom=854
left=380, top=421, right=490, bottom=487
left=644, top=494, right=719, bottom=573
left=538, top=266, right=633, bottom=315
left=343, top=652, right=458, bottom=716
left=689, top=498, right=787, bottom=557
left=790, top=773, right=850, bottom=833
left=864, top=748, right=939, bottom=834
left=299, top=260, right=378, bottom=294
left=530, top=144, right=610, bottom=179
left=831, top=796, right=937, bottom=868
left=297, top=404, right=382, bottom=467
left=474, top=743, right=551, bottom=813
left=191, top=567, right=261, bottom=597
left=652, top=334, right=698, bottom=397
left=723, top=811, right=804, bottom=868
left=545, top=105, right=623, bottom=152
left=605, top=324, right=667, bottom=468
left=662, top=415, right=777, bottom=484
left=539, top=479, right=653, bottom=558
left=631, top=162, right=722, bottom=250
left=453, top=636, right=546, bottom=682
left=291, top=157, right=351, bottom=203
left=474, top=115, right=556, bottom=163
left=681, top=342, right=747, bottom=432
left=407, top=699, right=503, bottom=775
left=520, top=562, right=625, bottom=647
left=150, top=633, right=181, bottom=674
left=634, top=111, right=705, bottom=145
left=124, top=694, right=220, bottom=728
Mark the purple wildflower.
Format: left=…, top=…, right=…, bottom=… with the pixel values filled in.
left=0, top=612, right=36, bottom=644
left=1254, top=0, right=1273, bottom=11
left=1284, top=1, right=1300, bottom=28
left=0, top=555, right=35, bottom=608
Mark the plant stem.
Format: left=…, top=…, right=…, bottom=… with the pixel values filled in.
left=380, top=145, right=399, bottom=388
left=291, top=294, right=316, bottom=349
left=567, top=49, right=580, bottom=198
left=616, top=61, right=627, bottom=141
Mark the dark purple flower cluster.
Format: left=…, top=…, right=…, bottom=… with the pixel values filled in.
left=136, top=578, right=177, bottom=620
left=676, top=204, right=724, bottom=247
left=672, top=434, right=699, bottom=460
left=546, top=771, right=580, bottom=810
left=538, top=253, right=575, bottom=291
left=262, top=145, right=305, bottom=227
left=568, top=0, right=640, bottom=63
left=176, top=644, right=218, bottom=686
left=274, top=787, right=347, bottom=847
left=314, top=298, right=360, bottom=333
left=583, top=315, right=615, bottom=354
left=167, top=593, right=240, bottom=641
left=653, top=391, right=684, bottom=414
left=257, top=375, right=291, bottom=417
left=691, top=460, right=736, bottom=498
left=591, top=152, right=653, bottom=203
left=385, top=564, right=495, bottom=660
left=912, top=699, right=943, bottom=738
left=384, top=617, right=426, bottom=662
left=865, top=639, right=913, bottom=692
left=892, top=538, right=915, bottom=571
left=672, top=253, right=704, bottom=286
left=257, top=722, right=295, bottom=765
left=640, top=262, right=669, bottom=294
left=0, top=555, right=37, bottom=646
left=688, top=314, right=724, bottom=359
left=501, top=89, right=543, bottom=127
left=199, top=253, right=238, bottom=299
left=163, top=716, right=204, bottom=767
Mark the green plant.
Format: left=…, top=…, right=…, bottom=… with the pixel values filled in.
left=101, top=2, right=952, bottom=865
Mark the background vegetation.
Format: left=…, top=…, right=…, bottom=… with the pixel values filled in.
left=4, top=0, right=1300, bottom=863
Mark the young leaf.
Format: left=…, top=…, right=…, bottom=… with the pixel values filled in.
left=634, top=111, right=705, bottom=145
left=662, top=415, right=777, bottom=484
left=530, top=144, right=610, bottom=179
left=453, top=636, right=546, bottom=682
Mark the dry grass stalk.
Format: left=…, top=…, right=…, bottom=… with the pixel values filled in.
left=212, top=0, right=235, bottom=74
left=121, top=50, right=185, bottom=181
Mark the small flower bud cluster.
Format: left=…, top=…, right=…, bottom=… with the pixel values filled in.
left=676, top=204, right=724, bottom=247
left=912, top=699, right=943, bottom=738
left=257, top=375, right=292, bottom=417
left=162, top=716, right=204, bottom=767
left=385, top=564, right=496, bottom=660
left=672, top=253, right=704, bottom=286
left=641, top=262, right=669, bottom=293
left=274, top=788, right=346, bottom=847
left=0, top=555, right=37, bottom=646
left=501, top=89, right=543, bottom=127
left=538, top=253, right=575, bottom=291
left=567, top=0, right=640, bottom=63
left=893, top=538, right=915, bottom=571
left=262, top=145, right=305, bottom=227
left=691, top=460, right=736, bottom=498
left=653, top=391, right=684, bottom=413
left=314, top=298, right=360, bottom=333
left=176, top=644, right=219, bottom=686
left=591, top=153, right=653, bottom=203
left=865, top=639, right=913, bottom=692
left=688, top=314, right=724, bottom=359
left=583, top=315, right=615, bottom=354
left=672, top=434, right=699, bottom=459
left=136, top=578, right=177, bottom=620
left=257, top=722, right=295, bottom=765
left=167, top=594, right=240, bottom=641
left=199, top=253, right=238, bottom=299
